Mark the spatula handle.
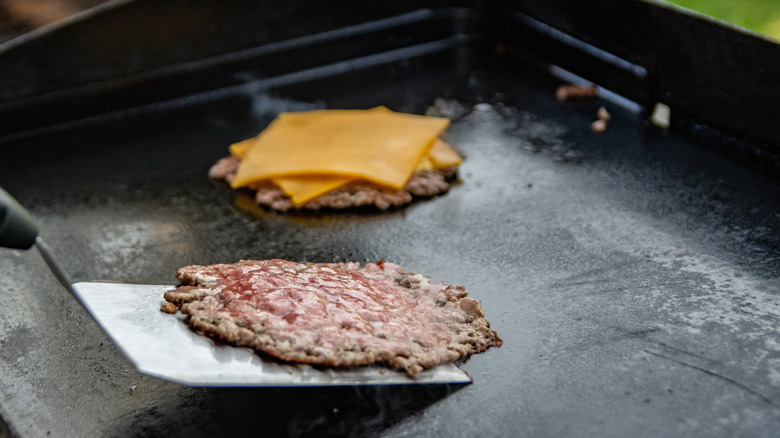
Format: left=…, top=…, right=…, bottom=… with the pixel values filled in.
left=0, top=187, right=81, bottom=303
left=0, top=187, right=38, bottom=250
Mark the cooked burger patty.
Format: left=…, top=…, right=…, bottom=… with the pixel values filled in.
left=162, top=259, right=502, bottom=376
left=209, top=156, right=458, bottom=212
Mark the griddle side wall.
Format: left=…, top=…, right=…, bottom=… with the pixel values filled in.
left=493, top=0, right=780, bottom=170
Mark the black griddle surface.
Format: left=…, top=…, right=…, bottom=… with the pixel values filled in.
left=1, top=32, right=779, bottom=438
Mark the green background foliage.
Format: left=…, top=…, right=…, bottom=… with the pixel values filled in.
left=661, top=0, right=780, bottom=40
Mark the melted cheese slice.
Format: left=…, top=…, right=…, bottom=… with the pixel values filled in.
left=233, top=140, right=463, bottom=205
left=271, top=138, right=463, bottom=205
left=231, top=107, right=450, bottom=190
left=228, top=137, right=254, bottom=159
left=274, top=175, right=357, bottom=204
left=416, top=138, right=463, bottom=170
left=228, top=108, right=461, bottom=205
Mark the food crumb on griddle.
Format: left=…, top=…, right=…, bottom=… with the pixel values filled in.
left=597, top=106, right=611, bottom=122
left=555, top=84, right=599, bottom=101
left=591, top=106, right=611, bottom=134
left=591, top=119, right=608, bottom=134
left=159, top=302, right=178, bottom=314
left=425, top=97, right=470, bottom=120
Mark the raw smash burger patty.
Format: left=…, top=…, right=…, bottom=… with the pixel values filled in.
left=161, top=259, right=501, bottom=376
left=209, top=156, right=458, bottom=212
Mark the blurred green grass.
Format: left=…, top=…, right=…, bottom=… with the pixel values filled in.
left=662, top=0, right=780, bottom=40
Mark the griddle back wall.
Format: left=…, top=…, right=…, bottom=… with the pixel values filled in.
left=1, top=0, right=778, bottom=169
left=0, top=6, right=466, bottom=138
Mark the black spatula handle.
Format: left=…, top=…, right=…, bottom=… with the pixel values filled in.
left=0, top=187, right=39, bottom=250
left=0, top=187, right=81, bottom=305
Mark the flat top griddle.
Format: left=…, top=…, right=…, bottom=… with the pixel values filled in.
left=0, top=1, right=779, bottom=437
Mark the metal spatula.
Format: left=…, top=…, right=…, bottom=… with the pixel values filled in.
left=0, top=187, right=471, bottom=386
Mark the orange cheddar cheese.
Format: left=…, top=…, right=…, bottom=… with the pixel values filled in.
left=228, top=107, right=459, bottom=205
left=231, top=107, right=450, bottom=189
left=274, top=175, right=357, bottom=205
left=416, top=138, right=463, bottom=170
left=228, top=137, right=254, bottom=159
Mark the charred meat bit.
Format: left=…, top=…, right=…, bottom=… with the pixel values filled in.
left=555, top=84, right=599, bottom=101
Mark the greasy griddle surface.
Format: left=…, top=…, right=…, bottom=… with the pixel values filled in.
left=0, top=52, right=779, bottom=437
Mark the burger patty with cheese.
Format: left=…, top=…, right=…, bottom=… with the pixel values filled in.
left=209, top=107, right=462, bottom=212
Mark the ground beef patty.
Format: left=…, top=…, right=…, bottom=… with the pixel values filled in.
left=162, top=259, right=502, bottom=376
left=209, top=156, right=458, bottom=212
